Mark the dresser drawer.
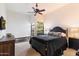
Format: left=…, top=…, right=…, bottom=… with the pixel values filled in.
left=0, top=40, right=15, bottom=56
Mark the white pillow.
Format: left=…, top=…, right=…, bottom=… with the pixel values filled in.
left=48, top=32, right=66, bottom=37
left=60, top=32, right=66, bottom=37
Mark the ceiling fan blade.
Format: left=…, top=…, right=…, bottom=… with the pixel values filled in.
left=32, top=7, right=36, bottom=11
left=38, top=12, right=42, bottom=15
left=39, top=9, right=45, bottom=12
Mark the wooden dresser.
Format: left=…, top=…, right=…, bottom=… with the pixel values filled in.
left=0, top=37, right=15, bottom=56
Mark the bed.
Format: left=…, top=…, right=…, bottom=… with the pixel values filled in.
left=29, top=26, right=67, bottom=56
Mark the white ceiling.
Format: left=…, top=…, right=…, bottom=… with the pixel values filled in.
left=6, top=3, right=69, bottom=15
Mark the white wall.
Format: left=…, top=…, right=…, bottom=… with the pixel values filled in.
left=44, top=14, right=61, bottom=34
left=6, top=10, right=32, bottom=38
left=0, top=3, right=35, bottom=38
left=44, top=4, right=79, bottom=34
left=0, top=3, right=6, bottom=38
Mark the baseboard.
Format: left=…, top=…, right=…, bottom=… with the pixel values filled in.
left=15, top=36, right=30, bottom=43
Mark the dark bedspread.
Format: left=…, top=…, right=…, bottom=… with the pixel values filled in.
left=32, top=35, right=60, bottom=41
left=30, top=35, right=67, bottom=56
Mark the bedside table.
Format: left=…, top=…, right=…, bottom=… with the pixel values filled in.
left=69, top=37, right=79, bottom=50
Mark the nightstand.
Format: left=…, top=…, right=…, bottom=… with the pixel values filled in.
left=69, top=37, right=79, bottom=50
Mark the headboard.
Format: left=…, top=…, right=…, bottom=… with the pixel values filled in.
left=50, top=26, right=66, bottom=33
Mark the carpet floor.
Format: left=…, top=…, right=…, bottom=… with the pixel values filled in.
left=15, top=41, right=77, bottom=56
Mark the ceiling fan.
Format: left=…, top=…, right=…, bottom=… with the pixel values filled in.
left=32, top=3, right=45, bottom=16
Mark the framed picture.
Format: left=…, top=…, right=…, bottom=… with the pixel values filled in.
left=0, top=16, right=6, bottom=30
